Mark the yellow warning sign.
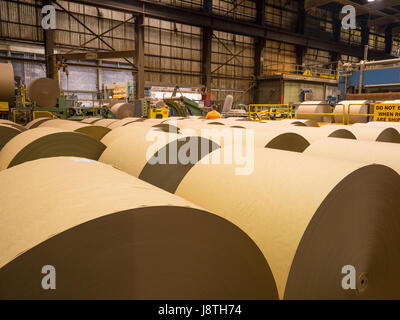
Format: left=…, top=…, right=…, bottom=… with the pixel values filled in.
left=373, top=104, right=400, bottom=122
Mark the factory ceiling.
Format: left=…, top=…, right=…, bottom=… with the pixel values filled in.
left=305, top=0, right=400, bottom=35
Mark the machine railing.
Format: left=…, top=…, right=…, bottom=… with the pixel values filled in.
left=249, top=103, right=375, bottom=125
left=248, top=104, right=293, bottom=121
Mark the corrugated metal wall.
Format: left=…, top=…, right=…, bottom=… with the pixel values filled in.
left=0, top=0, right=396, bottom=105
left=212, top=31, right=254, bottom=103
left=144, top=18, right=202, bottom=87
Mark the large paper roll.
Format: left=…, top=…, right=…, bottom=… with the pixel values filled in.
left=0, top=127, right=106, bottom=170
left=39, top=119, right=111, bottom=140
left=0, top=124, right=21, bottom=151
left=122, top=120, right=180, bottom=132
left=100, top=126, right=219, bottom=193
left=276, top=119, right=319, bottom=127
left=25, top=117, right=52, bottom=129
left=93, top=119, right=119, bottom=128
left=304, top=137, right=400, bottom=174
left=222, top=124, right=355, bottom=145
left=296, top=101, right=332, bottom=123
left=222, top=127, right=310, bottom=152
left=320, top=125, right=400, bottom=143
left=361, top=122, right=400, bottom=133
left=0, top=120, right=26, bottom=132
left=0, top=157, right=278, bottom=299
left=101, top=124, right=180, bottom=147
left=142, top=118, right=170, bottom=123
left=333, top=100, right=369, bottom=124
left=107, top=118, right=143, bottom=129
left=0, top=63, right=15, bottom=105
left=261, top=126, right=356, bottom=144
left=161, top=117, right=187, bottom=123
left=27, top=78, right=60, bottom=108
left=80, top=117, right=102, bottom=124
left=110, top=103, right=135, bottom=119
left=171, top=123, right=309, bottom=152
left=175, top=148, right=400, bottom=299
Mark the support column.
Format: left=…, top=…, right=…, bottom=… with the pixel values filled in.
left=331, top=3, right=341, bottom=71
left=295, top=0, right=306, bottom=70
left=253, top=0, right=266, bottom=102
left=135, top=14, right=145, bottom=99
left=385, top=25, right=393, bottom=55
left=97, top=60, right=102, bottom=99
left=42, top=0, right=58, bottom=82
left=203, top=0, right=212, bottom=14
left=296, top=46, right=305, bottom=70
left=361, top=20, right=370, bottom=48
left=202, top=0, right=213, bottom=97
left=332, top=3, right=341, bottom=43
left=254, top=38, right=266, bottom=78
left=202, top=27, right=212, bottom=94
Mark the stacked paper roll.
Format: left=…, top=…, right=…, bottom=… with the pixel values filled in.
left=80, top=117, right=102, bottom=124
left=264, top=126, right=356, bottom=144
left=235, top=128, right=310, bottom=152
left=296, top=101, right=332, bottom=123
left=25, top=118, right=52, bottom=129
left=0, top=124, right=21, bottom=151
left=110, top=103, right=135, bottom=119
left=0, top=157, right=278, bottom=299
left=93, top=119, right=119, bottom=128
left=277, top=119, right=319, bottom=127
left=39, top=119, right=111, bottom=140
left=216, top=124, right=355, bottom=146
left=99, top=126, right=219, bottom=193
left=360, top=122, right=400, bottom=132
left=333, top=100, right=369, bottom=124
left=27, top=78, right=60, bottom=108
left=101, top=123, right=181, bottom=147
left=0, top=127, right=106, bottom=170
left=175, top=148, right=400, bottom=299
left=0, top=63, right=15, bottom=105
left=320, top=125, right=400, bottom=143
left=107, top=118, right=142, bottom=129
left=0, top=120, right=26, bottom=132
left=304, top=138, right=400, bottom=174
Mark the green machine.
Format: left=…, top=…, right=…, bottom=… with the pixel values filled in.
left=163, top=86, right=207, bottom=117
left=10, top=96, right=70, bottom=124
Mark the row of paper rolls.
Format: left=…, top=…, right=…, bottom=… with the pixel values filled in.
left=1, top=116, right=400, bottom=299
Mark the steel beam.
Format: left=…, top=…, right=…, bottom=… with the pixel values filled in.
left=56, top=50, right=136, bottom=61
left=361, top=20, right=370, bottom=47
left=70, top=0, right=392, bottom=59
left=135, top=14, right=145, bottom=99
left=385, top=25, right=394, bottom=55
left=256, top=0, right=265, bottom=26
left=295, top=0, right=306, bottom=67
left=202, top=27, right=212, bottom=93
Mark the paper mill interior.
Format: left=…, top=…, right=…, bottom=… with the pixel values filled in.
left=2, top=0, right=400, bottom=301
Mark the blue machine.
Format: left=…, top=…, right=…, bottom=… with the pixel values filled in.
left=339, top=61, right=400, bottom=99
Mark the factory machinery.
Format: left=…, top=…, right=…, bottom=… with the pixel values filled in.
left=0, top=65, right=116, bottom=125
left=0, top=59, right=240, bottom=124
left=249, top=57, right=400, bottom=126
